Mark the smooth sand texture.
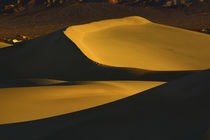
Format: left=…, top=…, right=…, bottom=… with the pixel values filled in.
left=0, top=70, right=209, bottom=140
left=0, top=81, right=164, bottom=124
left=65, top=16, right=210, bottom=71
left=0, top=29, right=192, bottom=82
left=0, top=16, right=209, bottom=140
left=0, top=42, right=10, bottom=48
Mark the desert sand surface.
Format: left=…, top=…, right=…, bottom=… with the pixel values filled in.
left=0, top=42, right=10, bottom=48
left=0, top=27, right=192, bottom=81
left=0, top=70, right=209, bottom=140
left=65, top=16, right=210, bottom=71
left=0, top=81, right=164, bottom=124
left=0, top=16, right=209, bottom=140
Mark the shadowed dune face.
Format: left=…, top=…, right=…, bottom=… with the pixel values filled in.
left=0, top=30, right=146, bottom=81
left=65, top=16, right=210, bottom=71
left=0, top=81, right=164, bottom=124
left=0, top=28, right=193, bottom=81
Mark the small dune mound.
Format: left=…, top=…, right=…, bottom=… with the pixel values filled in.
left=0, top=42, right=10, bottom=48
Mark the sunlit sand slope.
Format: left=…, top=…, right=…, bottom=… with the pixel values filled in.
left=0, top=30, right=148, bottom=81
left=65, top=16, right=210, bottom=71
left=0, top=81, right=164, bottom=124
left=0, top=16, right=209, bottom=140
left=0, top=29, right=192, bottom=81
left=0, top=70, right=209, bottom=140
left=0, top=42, right=10, bottom=48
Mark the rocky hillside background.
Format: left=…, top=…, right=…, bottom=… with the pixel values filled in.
left=0, top=0, right=209, bottom=14
left=0, top=0, right=210, bottom=42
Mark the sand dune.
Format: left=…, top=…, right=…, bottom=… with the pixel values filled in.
left=0, top=17, right=194, bottom=125
left=0, top=28, right=192, bottom=81
left=65, top=16, right=210, bottom=71
left=0, top=16, right=209, bottom=140
left=0, top=70, right=209, bottom=140
left=0, top=81, right=164, bottom=124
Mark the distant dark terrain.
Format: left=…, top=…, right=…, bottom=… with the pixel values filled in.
left=0, top=0, right=210, bottom=41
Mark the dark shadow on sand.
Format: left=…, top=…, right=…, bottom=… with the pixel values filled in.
left=0, top=69, right=209, bottom=140
left=0, top=29, right=199, bottom=88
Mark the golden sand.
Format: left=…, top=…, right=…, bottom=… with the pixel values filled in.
left=0, top=81, right=164, bottom=124
left=2, top=16, right=210, bottom=124
left=65, top=16, right=210, bottom=71
left=0, top=42, right=10, bottom=48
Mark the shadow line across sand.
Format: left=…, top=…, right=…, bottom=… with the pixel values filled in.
left=0, top=69, right=209, bottom=140
left=0, top=20, right=209, bottom=140
left=0, top=30, right=199, bottom=88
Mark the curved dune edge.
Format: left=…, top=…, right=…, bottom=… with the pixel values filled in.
left=0, top=70, right=209, bottom=140
left=0, top=42, right=10, bottom=48
left=0, top=81, right=164, bottom=124
left=64, top=16, right=210, bottom=71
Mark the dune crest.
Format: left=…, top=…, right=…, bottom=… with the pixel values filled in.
left=65, top=16, right=210, bottom=71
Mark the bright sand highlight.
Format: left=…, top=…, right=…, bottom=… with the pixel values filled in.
left=65, top=16, right=210, bottom=71
left=0, top=81, right=164, bottom=124
left=0, top=42, right=10, bottom=48
left=2, top=16, right=210, bottom=124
